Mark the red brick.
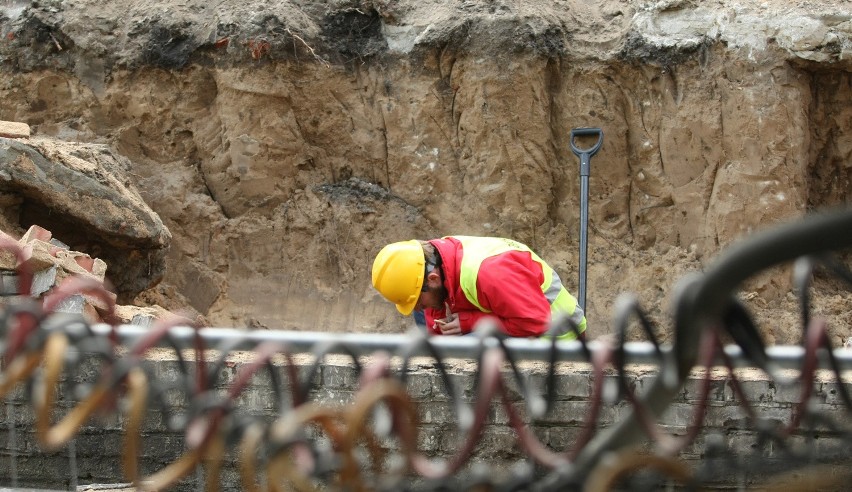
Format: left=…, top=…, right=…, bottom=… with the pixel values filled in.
left=75, top=254, right=95, bottom=272
left=20, top=224, right=52, bottom=244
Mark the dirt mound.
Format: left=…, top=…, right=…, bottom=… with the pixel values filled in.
left=0, top=0, right=850, bottom=344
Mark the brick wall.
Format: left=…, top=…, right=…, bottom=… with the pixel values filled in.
left=1, top=355, right=850, bottom=490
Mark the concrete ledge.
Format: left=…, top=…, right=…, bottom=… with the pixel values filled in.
left=0, top=355, right=850, bottom=490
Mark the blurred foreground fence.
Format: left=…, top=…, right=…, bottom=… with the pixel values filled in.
left=2, top=207, right=852, bottom=491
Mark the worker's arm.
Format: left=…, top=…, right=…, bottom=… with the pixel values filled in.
left=424, top=308, right=479, bottom=335
left=424, top=308, right=464, bottom=335
left=423, top=308, right=470, bottom=335
left=473, top=251, right=552, bottom=337
left=429, top=300, right=545, bottom=336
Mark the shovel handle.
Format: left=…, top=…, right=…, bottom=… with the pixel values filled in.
left=570, top=128, right=604, bottom=177
left=569, top=127, right=603, bottom=312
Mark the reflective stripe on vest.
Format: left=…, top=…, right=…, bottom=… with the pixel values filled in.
left=452, top=236, right=585, bottom=338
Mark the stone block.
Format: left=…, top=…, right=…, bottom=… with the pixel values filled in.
left=774, top=380, right=805, bottom=404
left=471, top=426, right=520, bottom=459
left=750, top=404, right=793, bottom=426
left=233, top=385, right=276, bottom=411
left=73, top=432, right=124, bottom=457
left=0, top=120, right=31, bottom=138
left=501, top=371, right=544, bottom=402
left=321, top=364, right=359, bottom=389
left=725, top=431, right=776, bottom=458
left=737, top=379, right=774, bottom=403
left=416, top=424, right=442, bottom=453
left=491, top=399, right=531, bottom=425
left=2, top=402, right=36, bottom=427
left=417, top=400, right=458, bottom=424
left=139, top=433, right=186, bottom=459
left=65, top=353, right=106, bottom=384
left=659, top=402, right=702, bottom=428
left=438, top=372, right=476, bottom=402
left=544, top=425, right=586, bottom=451
left=140, top=410, right=165, bottom=433
left=297, top=364, right=322, bottom=389
left=534, top=400, right=592, bottom=425
left=681, top=374, right=731, bottom=403
left=704, top=404, right=748, bottom=429
left=238, top=362, right=278, bottom=389
left=402, top=372, right=433, bottom=400
left=819, top=380, right=852, bottom=405
left=551, top=370, right=592, bottom=399
left=0, top=454, right=73, bottom=484
left=311, top=387, right=355, bottom=406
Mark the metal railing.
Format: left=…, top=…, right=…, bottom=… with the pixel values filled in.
left=1, top=207, right=851, bottom=491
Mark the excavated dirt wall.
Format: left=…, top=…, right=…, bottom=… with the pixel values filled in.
left=0, top=1, right=851, bottom=343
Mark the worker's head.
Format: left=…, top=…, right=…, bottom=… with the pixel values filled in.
left=371, top=239, right=446, bottom=315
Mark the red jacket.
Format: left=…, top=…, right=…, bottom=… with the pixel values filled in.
left=423, top=237, right=553, bottom=337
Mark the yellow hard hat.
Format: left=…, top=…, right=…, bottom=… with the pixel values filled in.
left=371, top=240, right=425, bottom=315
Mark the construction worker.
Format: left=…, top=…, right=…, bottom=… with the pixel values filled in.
left=371, top=236, right=586, bottom=339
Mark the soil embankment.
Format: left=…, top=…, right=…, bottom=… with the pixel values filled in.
left=1, top=0, right=851, bottom=343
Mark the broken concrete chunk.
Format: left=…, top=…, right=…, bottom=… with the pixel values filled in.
left=82, top=288, right=117, bottom=312
left=0, top=267, right=56, bottom=296
left=55, top=250, right=97, bottom=277
left=130, top=313, right=155, bottom=328
left=21, top=239, right=59, bottom=272
left=54, top=267, right=108, bottom=293
left=83, top=302, right=102, bottom=324
left=0, top=121, right=31, bottom=138
left=31, top=266, right=58, bottom=296
left=49, top=238, right=69, bottom=250
left=21, top=234, right=108, bottom=282
left=91, top=258, right=107, bottom=279
left=114, top=304, right=174, bottom=327
left=50, top=293, right=84, bottom=314
left=43, top=293, right=103, bottom=324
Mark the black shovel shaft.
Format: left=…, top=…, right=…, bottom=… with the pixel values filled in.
left=570, top=127, right=604, bottom=312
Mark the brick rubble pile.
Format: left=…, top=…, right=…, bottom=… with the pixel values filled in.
left=0, top=224, right=174, bottom=327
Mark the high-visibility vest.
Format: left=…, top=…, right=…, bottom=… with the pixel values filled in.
left=452, top=236, right=586, bottom=339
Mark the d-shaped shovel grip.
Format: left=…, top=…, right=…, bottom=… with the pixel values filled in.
left=570, top=128, right=604, bottom=177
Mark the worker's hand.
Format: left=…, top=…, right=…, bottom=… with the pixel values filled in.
left=434, top=313, right=461, bottom=336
